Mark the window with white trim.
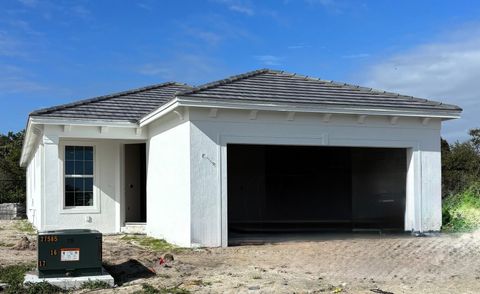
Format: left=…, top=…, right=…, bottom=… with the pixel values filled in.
left=64, top=146, right=94, bottom=207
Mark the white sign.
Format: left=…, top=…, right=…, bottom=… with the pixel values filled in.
left=60, top=248, right=80, bottom=261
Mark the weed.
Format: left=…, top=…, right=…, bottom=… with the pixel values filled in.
left=14, top=220, right=36, bottom=234
left=121, top=235, right=181, bottom=252
left=443, top=182, right=480, bottom=232
left=0, top=264, right=62, bottom=294
left=23, top=281, right=64, bottom=294
left=252, top=275, right=262, bottom=280
left=0, top=264, right=33, bottom=286
left=332, top=287, right=344, bottom=293
left=81, top=279, right=111, bottom=289
left=137, top=283, right=159, bottom=294
left=134, top=283, right=191, bottom=294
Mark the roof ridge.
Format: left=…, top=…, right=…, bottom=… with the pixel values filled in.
left=177, top=68, right=274, bottom=96
left=30, top=82, right=190, bottom=116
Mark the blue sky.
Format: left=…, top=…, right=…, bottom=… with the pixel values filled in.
left=0, top=0, right=479, bottom=141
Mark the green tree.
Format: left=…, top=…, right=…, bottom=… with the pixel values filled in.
left=469, top=128, right=480, bottom=153
left=442, top=129, right=480, bottom=197
left=0, top=130, right=26, bottom=203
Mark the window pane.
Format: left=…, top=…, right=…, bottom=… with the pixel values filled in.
left=74, top=178, right=84, bottom=192
left=65, top=160, right=74, bottom=175
left=84, top=160, right=93, bottom=175
left=84, top=192, right=93, bottom=206
left=75, top=192, right=84, bottom=206
left=65, top=178, right=75, bottom=192
left=84, top=178, right=93, bottom=192
left=85, top=147, right=93, bottom=160
left=74, top=146, right=84, bottom=160
left=65, top=146, right=75, bottom=160
left=74, top=160, right=84, bottom=174
left=65, top=192, right=75, bottom=206
left=64, top=145, right=94, bottom=207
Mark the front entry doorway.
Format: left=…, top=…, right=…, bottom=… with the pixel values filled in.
left=124, top=143, right=147, bottom=223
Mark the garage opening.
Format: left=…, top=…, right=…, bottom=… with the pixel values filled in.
left=227, top=144, right=406, bottom=243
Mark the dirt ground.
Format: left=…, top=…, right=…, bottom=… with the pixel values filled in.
left=1, top=220, right=480, bottom=293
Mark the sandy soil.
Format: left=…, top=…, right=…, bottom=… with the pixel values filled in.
left=1, top=220, right=480, bottom=293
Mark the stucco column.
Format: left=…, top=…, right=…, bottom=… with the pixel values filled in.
left=42, top=134, right=59, bottom=231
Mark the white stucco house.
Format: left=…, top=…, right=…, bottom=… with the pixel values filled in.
left=21, top=69, right=461, bottom=247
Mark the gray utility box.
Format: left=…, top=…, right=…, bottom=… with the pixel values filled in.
left=37, top=229, right=102, bottom=278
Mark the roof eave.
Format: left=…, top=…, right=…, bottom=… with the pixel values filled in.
left=175, top=97, right=462, bottom=119
left=29, top=116, right=139, bottom=127
left=20, top=118, right=43, bottom=167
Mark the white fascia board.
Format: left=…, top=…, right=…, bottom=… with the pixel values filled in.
left=176, top=98, right=462, bottom=120
left=29, top=117, right=138, bottom=127
left=21, top=117, right=140, bottom=167
left=20, top=118, right=43, bottom=167
left=139, top=98, right=180, bottom=127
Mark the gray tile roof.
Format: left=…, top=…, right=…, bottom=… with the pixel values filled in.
left=178, top=69, right=462, bottom=113
left=30, top=69, right=461, bottom=122
left=30, top=82, right=193, bottom=122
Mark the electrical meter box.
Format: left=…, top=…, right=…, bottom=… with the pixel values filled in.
left=37, top=229, right=102, bottom=278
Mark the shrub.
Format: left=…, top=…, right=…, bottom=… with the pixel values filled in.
left=442, top=182, right=480, bottom=232
left=442, top=140, right=480, bottom=197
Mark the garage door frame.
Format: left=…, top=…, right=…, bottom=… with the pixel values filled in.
left=219, top=134, right=420, bottom=247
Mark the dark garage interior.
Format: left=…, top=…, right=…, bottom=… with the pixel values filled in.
left=227, top=144, right=406, bottom=243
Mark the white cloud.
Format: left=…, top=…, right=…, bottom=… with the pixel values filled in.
left=213, top=0, right=255, bottom=16
left=254, top=55, right=283, bottom=66
left=0, top=64, right=48, bottom=93
left=183, top=26, right=222, bottom=46
left=17, top=0, right=38, bottom=8
left=361, top=25, right=480, bottom=141
left=229, top=4, right=254, bottom=16
left=287, top=43, right=310, bottom=50
left=0, top=31, right=26, bottom=57
left=136, top=54, right=225, bottom=85
left=304, top=0, right=344, bottom=13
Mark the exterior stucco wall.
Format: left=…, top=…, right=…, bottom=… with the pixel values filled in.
left=188, top=108, right=443, bottom=247
left=146, top=113, right=191, bottom=247
left=24, top=107, right=444, bottom=248
left=29, top=124, right=145, bottom=233
left=26, top=144, right=43, bottom=228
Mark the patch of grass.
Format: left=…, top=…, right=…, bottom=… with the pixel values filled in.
left=0, top=264, right=33, bottom=286
left=252, top=275, right=262, bottom=280
left=134, top=283, right=191, bottom=294
left=14, top=220, right=36, bottom=234
left=0, top=264, right=58, bottom=294
left=121, top=235, right=180, bottom=252
left=443, top=182, right=480, bottom=232
left=81, top=279, right=111, bottom=290
left=23, top=281, right=64, bottom=294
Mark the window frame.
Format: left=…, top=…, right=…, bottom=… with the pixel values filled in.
left=59, top=141, right=100, bottom=214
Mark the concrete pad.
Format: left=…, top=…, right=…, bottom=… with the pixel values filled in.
left=24, top=268, right=114, bottom=290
